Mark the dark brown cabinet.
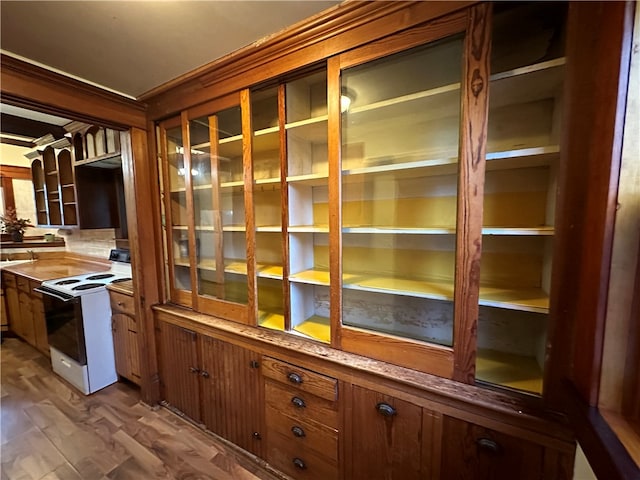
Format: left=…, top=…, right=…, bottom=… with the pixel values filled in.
left=345, top=385, right=440, bottom=480
left=441, top=416, right=574, bottom=480
left=2, top=272, right=20, bottom=337
left=30, top=280, right=49, bottom=356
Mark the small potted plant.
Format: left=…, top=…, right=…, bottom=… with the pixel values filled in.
left=1, top=207, right=34, bottom=242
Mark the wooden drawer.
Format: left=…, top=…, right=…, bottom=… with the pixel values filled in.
left=16, top=275, right=30, bottom=292
left=266, top=403, right=338, bottom=461
left=2, top=272, right=16, bottom=288
left=265, top=380, right=338, bottom=429
left=262, top=356, right=337, bottom=401
left=267, top=430, right=339, bottom=480
left=109, top=290, right=135, bottom=316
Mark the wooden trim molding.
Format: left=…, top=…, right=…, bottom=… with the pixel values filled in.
left=0, top=54, right=147, bottom=129
left=141, top=1, right=476, bottom=120
left=546, top=0, right=634, bottom=406
left=0, top=165, right=31, bottom=180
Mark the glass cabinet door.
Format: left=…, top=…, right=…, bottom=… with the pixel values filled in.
left=339, top=35, right=464, bottom=351
left=475, top=2, right=567, bottom=395
left=161, top=119, right=192, bottom=302
left=188, top=104, right=249, bottom=312
left=250, top=86, right=285, bottom=331
left=286, top=69, right=330, bottom=343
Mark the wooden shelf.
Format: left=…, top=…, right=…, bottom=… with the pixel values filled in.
left=258, top=311, right=285, bottom=331
left=342, top=145, right=558, bottom=182
left=476, top=348, right=543, bottom=394
left=287, top=173, right=328, bottom=186
left=292, top=315, right=331, bottom=343
left=198, top=259, right=283, bottom=280
left=289, top=225, right=329, bottom=233
left=341, top=226, right=554, bottom=236
left=255, top=177, right=281, bottom=186
left=289, top=269, right=330, bottom=286
left=285, top=115, right=328, bottom=142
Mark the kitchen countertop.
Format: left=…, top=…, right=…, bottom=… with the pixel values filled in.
left=106, top=280, right=134, bottom=295
left=0, top=257, right=111, bottom=283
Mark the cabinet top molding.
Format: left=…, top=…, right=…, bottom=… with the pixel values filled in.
left=141, top=0, right=477, bottom=120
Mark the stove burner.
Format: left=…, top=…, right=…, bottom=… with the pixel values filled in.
left=72, top=283, right=105, bottom=291
left=55, top=279, right=81, bottom=285
left=110, top=278, right=132, bottom=284
left=86, top=273, right=115, bottom=280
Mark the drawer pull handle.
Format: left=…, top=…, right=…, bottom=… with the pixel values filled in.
left=287, top=372, right=303, bottom=384
left=117, top=302, right=124, bottom=306
left=376, top=402, right=397, bottom=417
left=249, top=360, right=260, bottom=369
left=189, top=366, right=200, bottom=374
left=291, top=426, right=306, bottom=438
left=291, top=396, right=306, bottom=409
left=252, top=432, right=262, bottom=440
left=200, top=370, right=210, bottom=379
left=477, top=438, right=501, bottom=454
left=292, top=458, right=306, bottom=470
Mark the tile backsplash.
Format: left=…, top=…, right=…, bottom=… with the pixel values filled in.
left=60, top=228, right=117, bottom=258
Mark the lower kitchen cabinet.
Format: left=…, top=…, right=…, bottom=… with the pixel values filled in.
left=157, top=319, right=263, bottom=456
left=30, top=280, right=49, bottom=356
left=2, top=272, right=20, bottom=336
left=157, top=321, right=202, bottom=421
left=263, top=356, right=339, bottom=480
left=2, top=271, right=48, bottom=354
left=109, top=290, right=141, bottom=385
left=441, top=416, right=574, bottom=480
left=154, top=308, right=575, bottom=480
left=345, top=385, right=439, bottom=480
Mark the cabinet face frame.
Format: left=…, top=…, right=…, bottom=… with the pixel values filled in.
left=330, top=6, right=490, bottom=381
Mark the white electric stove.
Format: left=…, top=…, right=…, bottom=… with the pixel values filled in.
left=35, top=249, right=133, bottom=394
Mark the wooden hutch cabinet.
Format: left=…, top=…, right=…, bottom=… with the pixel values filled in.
left=157, top=1, right=564, bottom=396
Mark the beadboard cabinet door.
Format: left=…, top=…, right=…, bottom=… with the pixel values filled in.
left=157, top=321, right=201, bottom=422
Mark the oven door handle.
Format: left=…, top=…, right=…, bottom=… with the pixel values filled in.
left=34, top=286, right=76, bottom=302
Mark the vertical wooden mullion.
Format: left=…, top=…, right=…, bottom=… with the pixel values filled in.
left=209, top=114, right=226, bottom=299
left=181, top=111, right=198, bottom=310
left=327, top=55, right=342, bottom=348
left=452, top=3, right=492, bottom=384
left=242, top=89, right=258, bottom=325
left=279, top=83, right=292, bottom=331
left=159, top=123, right=179, bottom=302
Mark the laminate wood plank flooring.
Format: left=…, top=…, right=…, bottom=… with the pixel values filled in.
left=0, top=338, right=284, bottom=480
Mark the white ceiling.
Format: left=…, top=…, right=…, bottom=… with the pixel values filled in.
left=0, top=0, right=341, bottom=99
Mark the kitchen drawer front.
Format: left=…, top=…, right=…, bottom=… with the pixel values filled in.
left=2, top=272, right=16, bottom=288
left=109, top=291, right=135, bottom=316
left=50, top=347, right=90, bottom=395
left=265, top=380, right=338, bottom=428
left=266, top=403, right=338, bottom=461
left=262, top=356, right=337, bottom=401
left=16, top=275, right=30, bottom=292
left=267, top=430, right=339, bottom=480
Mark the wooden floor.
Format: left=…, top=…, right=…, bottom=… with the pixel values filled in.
left=0, top=337, right=283, bottom=480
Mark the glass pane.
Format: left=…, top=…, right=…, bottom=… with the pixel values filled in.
left=286, top=69, right=330, bottom=342
left=252, top=87, right=284, bottom=329
left=165, top=124, right=191, bottom=291
left=189, top=105, right=248, bottom=305
left=476, top=2, right=567, bottom=395
left=341, top=35, right=464, bottom=345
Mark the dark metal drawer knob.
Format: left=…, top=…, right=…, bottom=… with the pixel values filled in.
left=189, top=366, right=200, bottom=374
left=200, top=370, right=210, bottom=378
left=376, top=402, right=397, bottom=417
left=287, top=372, right=303, bottom=384
left=477, top=437, right=501, bottom=454
left=291, top=396, right=306, bottom=408
left=291, top=426, right=306, bottom=438
left=252, top=432, right=262, bottom=440
left=249, top=360, right=259, bottom=369
left=293, top=458, right=306, bottom=470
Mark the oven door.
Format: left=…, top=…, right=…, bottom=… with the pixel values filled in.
left=34, top=285, right=87, bottom=365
